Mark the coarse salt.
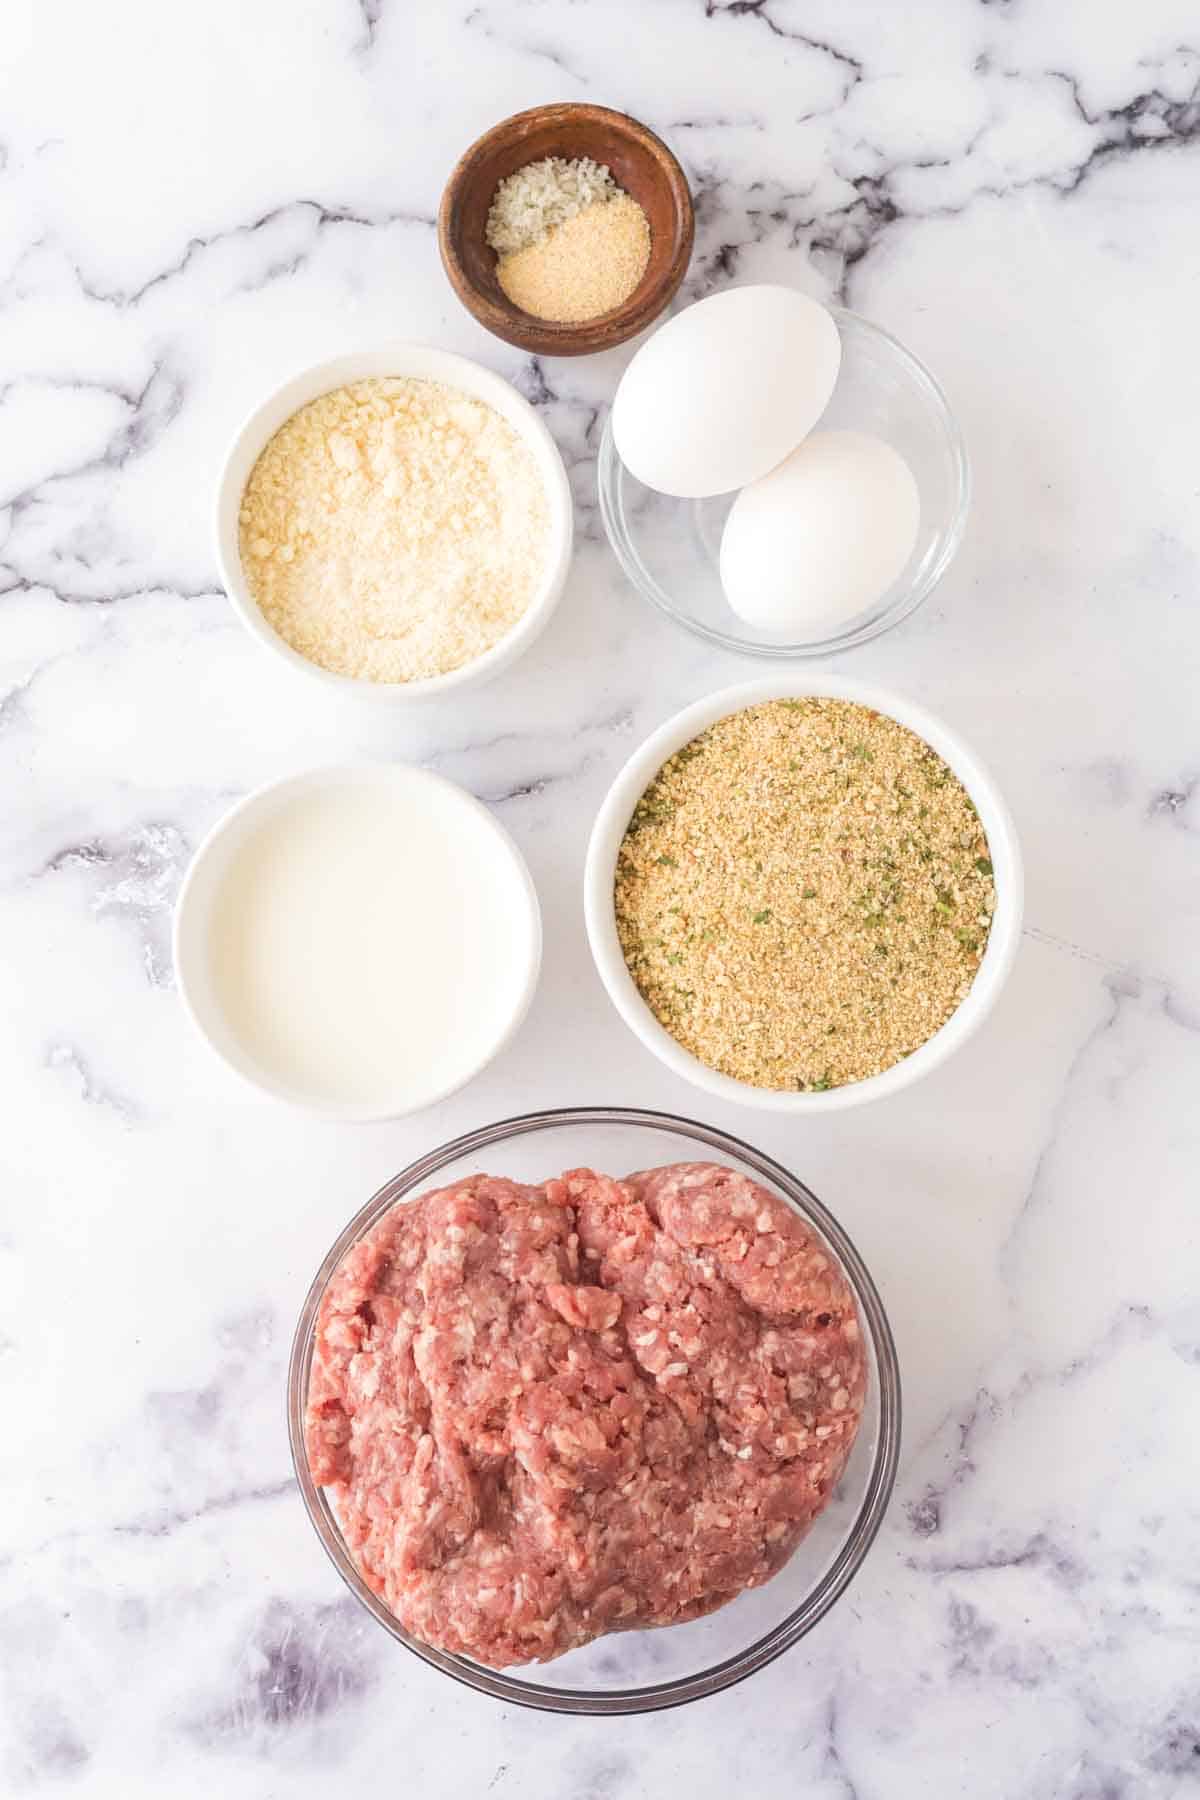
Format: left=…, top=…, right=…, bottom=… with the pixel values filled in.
left=486, top=155, right=619, bottom=256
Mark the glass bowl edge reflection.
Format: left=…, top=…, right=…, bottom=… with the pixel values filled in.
left=597, top=307, right=971, bottom=659
left=286, top=1106, right=901, bottom=1715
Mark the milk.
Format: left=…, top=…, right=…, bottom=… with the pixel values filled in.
left=201, top=771, right=538, bottom=1114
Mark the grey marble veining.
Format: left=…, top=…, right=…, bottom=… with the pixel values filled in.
left=3, top=1, right=1199, bottom=1794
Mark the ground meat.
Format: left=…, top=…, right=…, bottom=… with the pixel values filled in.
left=304, top=1162, right=865, bottom=1668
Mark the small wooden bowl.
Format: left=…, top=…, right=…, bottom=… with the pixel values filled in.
left=439, top=103, right=694, bottom=358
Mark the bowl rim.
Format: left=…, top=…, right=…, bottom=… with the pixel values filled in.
left=286, top=1104, right=902, bottom=1714
left=584, top=675, right=1024, bottom=1113
left=438, top=102, right=695, bottom=357
left=597, top=305, right=971, bottom=658
left=213, top=343, right=574, bottom=702
left=172, top=762, right=543, bottom=1121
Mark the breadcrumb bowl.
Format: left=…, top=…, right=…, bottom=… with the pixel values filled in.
left=288, top=1107, right=900, bottom=1714
left=214, top=345, right=573, bottom=701
left=585, top=677, right=1024, bottom=1113
left=439, top=103, right=694, bottom=356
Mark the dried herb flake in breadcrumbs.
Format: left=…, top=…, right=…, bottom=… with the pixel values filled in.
left=613, top=698, right=996, bottom=1089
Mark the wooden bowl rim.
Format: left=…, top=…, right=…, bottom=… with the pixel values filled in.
left=438, top=102, right=695, bottom=357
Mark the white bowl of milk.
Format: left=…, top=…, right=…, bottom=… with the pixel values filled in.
left=173, top=765, right=541, bottom=1120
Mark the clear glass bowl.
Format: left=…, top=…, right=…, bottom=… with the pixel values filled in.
left=597, top=308, right=970, bottom=657
left=287, top=1107, right=901, bottom=1715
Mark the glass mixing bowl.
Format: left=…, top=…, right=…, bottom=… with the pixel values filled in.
left=597, top=307, right=969, bottom=657
left=287, top=1107, right=901, bottom=1715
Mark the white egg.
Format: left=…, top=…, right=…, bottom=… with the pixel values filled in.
left=611, top=285, right=841, bottom=499
left=720, top=430, right=920, bottom=634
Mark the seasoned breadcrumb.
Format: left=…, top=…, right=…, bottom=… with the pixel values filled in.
left=615, top=698, right=996, bottom=1090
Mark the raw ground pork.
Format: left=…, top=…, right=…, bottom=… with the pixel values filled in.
left=305, top=1161, right=866, bottom=1667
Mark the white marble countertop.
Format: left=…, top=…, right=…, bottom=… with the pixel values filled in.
left=4, top=2, right=1200, bottom=1794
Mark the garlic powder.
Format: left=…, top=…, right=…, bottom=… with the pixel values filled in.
left=238, top=377, right=550, bottom=684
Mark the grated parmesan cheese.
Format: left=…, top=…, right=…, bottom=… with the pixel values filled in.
left=485, top=155, right=619, bottom=256
left=238, top=377, right=549, bottom=684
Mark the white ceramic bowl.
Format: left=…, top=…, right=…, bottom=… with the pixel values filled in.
left=174, top=765, right=542, bottom=1121
left=584, top=676, right=1023, bottom=1114
left=215, top=346, right=574, bottom=700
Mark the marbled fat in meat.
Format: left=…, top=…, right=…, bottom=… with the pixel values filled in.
left=304, top=1163, right=866, bottom=1668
